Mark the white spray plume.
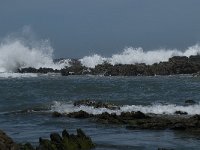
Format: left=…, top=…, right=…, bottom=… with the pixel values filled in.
left=80, top=45, right=200, bottom=68
left=0, top=26, right=72, bottom=73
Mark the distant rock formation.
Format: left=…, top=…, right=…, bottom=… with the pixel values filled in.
left=17, top=55, right=200, bottom=76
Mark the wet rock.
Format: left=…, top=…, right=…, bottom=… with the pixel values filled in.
left=67, top=110, right=92, bottom=118
left=171, top=123, right=186, bottom=130
left=60, top=69, right=69, bottom=76
left=52, top=111, right=62, bottom=118
left=120, top=111, right=150, bottom=119
left=174, top=111, right=188, bottom=115
left=96, top=112, right=125, bottom=124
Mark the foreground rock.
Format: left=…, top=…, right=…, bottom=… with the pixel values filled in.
left=0, top=129, right=95, bottom=150
left=0, top=130, right=19, bottom=150
left=37, top=129, right=95, bottom=150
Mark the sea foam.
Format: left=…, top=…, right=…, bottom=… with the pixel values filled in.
left=51, top=101, right=200, bottom=115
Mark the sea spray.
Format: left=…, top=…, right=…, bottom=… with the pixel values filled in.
left=51, top=101, right=200, bottom=115
left=0, top=39, right=70, bottom=72
left=80, top=45, right=200, bottom=68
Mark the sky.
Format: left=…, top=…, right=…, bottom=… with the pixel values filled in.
left=0, top=0, right=200, bottom=58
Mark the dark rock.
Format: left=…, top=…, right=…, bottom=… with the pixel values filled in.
left=174, top=111, right=188, bottom=115
left=171, top=123, right=186, bottom=130
left=52, top=111, right=62, bottom=118
left=60, top=69, right=69, bottom=76
left=50, top=133, right=62, bottom=144
left=0, top=129, right=19, bottom=150
left=20, top=142, right=35, bottom=150
left=67, top=110, right=92, bottom=118
left=37, top=129, right=95, bottom=150
left=120, top=111, right=150, bottom=119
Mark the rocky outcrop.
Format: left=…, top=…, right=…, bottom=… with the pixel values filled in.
left=52, top=100, right=200, bottom=133
left=0, top=130, right=19, bottom=150
left=37, top=129, right=95, bottom=150
left=17, top=55, right=200, bottom=76
left=0, top=129, right=95, bottom=150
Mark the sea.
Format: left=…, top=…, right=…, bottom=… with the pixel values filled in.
left=0, top=74, right=200, bottom=150
left=1, top=39, right=200, bottom=149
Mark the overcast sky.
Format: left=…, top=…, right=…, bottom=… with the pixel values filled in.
left=0, top=0, right=200, bottom=58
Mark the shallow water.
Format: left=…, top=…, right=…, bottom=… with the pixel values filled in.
left=0, top=74, right=200, bottom=149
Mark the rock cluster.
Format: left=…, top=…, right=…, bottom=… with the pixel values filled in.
left=52, top=100, right=200, bottom=133
left=17, top=55, right=200, bottom=76
left=0, top=129, right=95, bottom=150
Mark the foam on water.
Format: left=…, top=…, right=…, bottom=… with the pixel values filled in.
left=80, top=44, right=200, bottom=68
left=51, top=101, right=200, bottom=115
left=0, top=73, right=38, bottom=78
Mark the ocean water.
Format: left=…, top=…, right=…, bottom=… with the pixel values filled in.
left=0, top=74, right=200, bottom=150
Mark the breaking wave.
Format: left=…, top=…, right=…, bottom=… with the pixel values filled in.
left=80, top=45, right=200, bottom=68
left=51, top=101, right=200, bottom=115
left=1, top=30, right=200, bottom=72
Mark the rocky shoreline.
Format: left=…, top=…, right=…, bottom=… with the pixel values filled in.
left=52, top=100, right=200, bottom=133
left=17, top=55, right=200, bottom=76
left=0, top=129, right=95, bottom=150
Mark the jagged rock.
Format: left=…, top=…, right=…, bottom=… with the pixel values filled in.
left=67, top=110, right=92, bottom=118
left=52, top=111, right=62, bottom=118
left=37, top=129, right=95, bottom=150
left=174, top=111, right=188, bottom=115
left=0, top=130, right=19, bottom=150
left=0, top=129, right=95, bottom=150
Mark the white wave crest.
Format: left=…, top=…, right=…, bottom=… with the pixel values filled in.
left=0, top=39, right=69, bottom=72
left=51, top=101, right=200, bottom=115
left=0, top=73, right=38, bottom=78
left=80, top=45, right=200, bottom=68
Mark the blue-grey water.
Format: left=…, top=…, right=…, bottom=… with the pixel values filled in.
left=0, top=74, right=200, bottom=150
